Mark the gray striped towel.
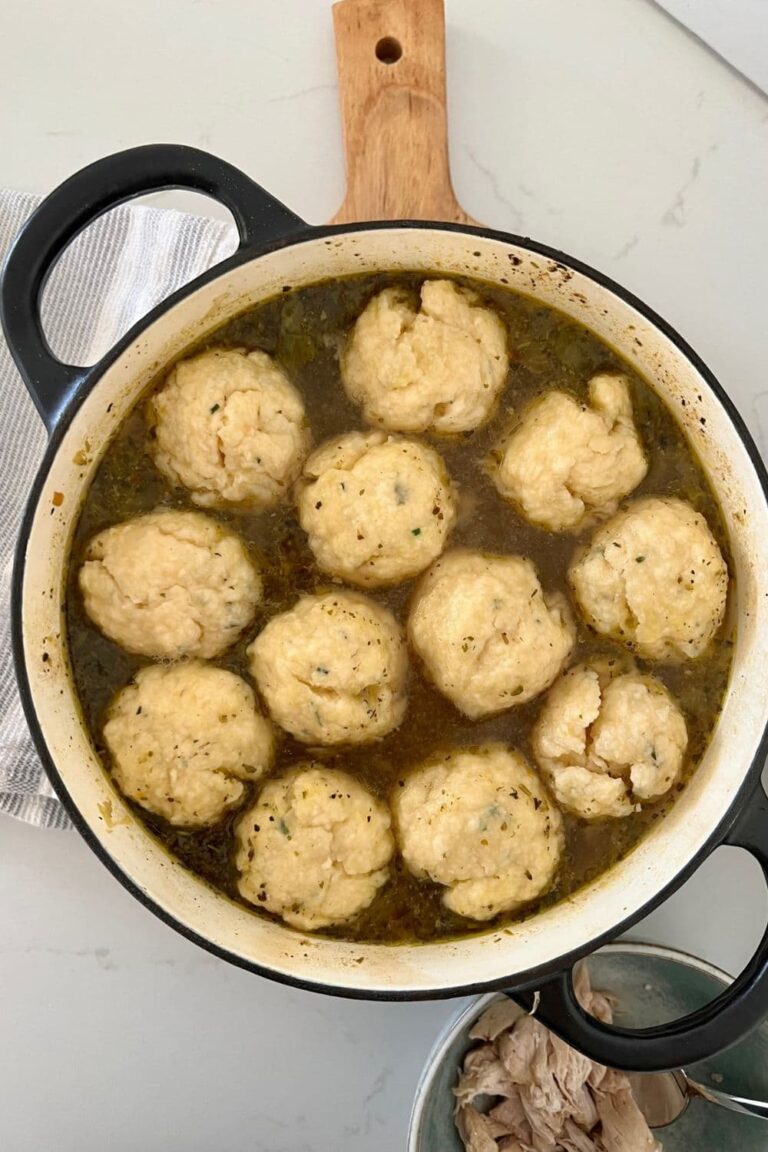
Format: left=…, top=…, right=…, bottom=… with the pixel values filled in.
left=0, top=191, right=238, bottom=829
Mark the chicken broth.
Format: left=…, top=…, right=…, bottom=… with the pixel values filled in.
left=66, top=272, right=733, bottom=943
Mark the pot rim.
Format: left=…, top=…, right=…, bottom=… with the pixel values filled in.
left=12, top=217, right=768, bottom=1001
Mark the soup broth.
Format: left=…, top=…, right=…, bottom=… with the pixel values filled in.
left=66, top=273, right=733, bottom=943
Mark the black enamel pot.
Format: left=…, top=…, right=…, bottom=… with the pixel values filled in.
left=3, top=144, right=768, bottom=1073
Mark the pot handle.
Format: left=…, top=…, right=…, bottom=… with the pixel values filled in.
left=0, top=144, right=306, bottom=431
left=513, top=782, right=768, bottom=1072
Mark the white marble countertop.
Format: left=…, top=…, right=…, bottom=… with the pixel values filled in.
left=1, top=1, right=767, bottom=1149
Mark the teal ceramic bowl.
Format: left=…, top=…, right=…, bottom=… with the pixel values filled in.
left=409, top=942, right=768, bottom=1151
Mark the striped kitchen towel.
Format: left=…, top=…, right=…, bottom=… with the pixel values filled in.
left=0, top=191, right=237, bottom=828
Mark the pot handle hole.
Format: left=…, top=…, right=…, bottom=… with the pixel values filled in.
left=0, top=144, right=306, bottom=432
left=511, top=783, right=768, bottom=1072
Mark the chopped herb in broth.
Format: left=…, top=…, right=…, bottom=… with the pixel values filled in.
left=66, top=272, right=734, bottom=944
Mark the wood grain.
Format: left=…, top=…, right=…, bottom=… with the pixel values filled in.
left=330, top=0, right=477, bottom=224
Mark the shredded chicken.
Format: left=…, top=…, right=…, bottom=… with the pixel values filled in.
left=454, top=964, right=661, bottom=1152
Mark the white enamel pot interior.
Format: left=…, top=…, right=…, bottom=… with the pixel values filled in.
left=5, top=150, right=768, bottom=1042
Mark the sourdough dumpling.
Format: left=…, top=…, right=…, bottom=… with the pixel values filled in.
left=393, top=745, right=563, bottom=920
left=408, top=551, right=575, bottom=718
left=341, top=280, right=509, bottom=434
left=297, top=431, right=456, bottom=587
left=247, top=590, right=408, bottom=744
left=569, top=497, right=728, bottom=660
left=104, top=662, right=274, bottom=827
left=532, top=663, right=688, bottom=819
left=79, top=508, right=261, bottom=659
left=148, top=347, right=310, bottom=509
left=491, top=374, right=647, bottom=531
left=235, top=765, right=394, bottom=929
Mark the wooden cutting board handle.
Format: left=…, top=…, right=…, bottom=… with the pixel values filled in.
left=330, top=0, right=475, bottom=224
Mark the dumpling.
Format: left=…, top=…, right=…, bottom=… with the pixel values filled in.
left=247, top=590, right=408, bottom=744
left=235, top=765, right=394, bottom=929
left=532, top=662, right=688, bottom=819
left=148, top=347, right=310, bottom=509
left=79, top=508, right=261, bottom=659
left=341, top=280, right=509, bottom=434
left=296, top=431, right=456, bottom=587
left=103, top=661, right=274, bottom=826
left=569, top=497, right=728, bottom=660
left=408, top=550, right=575, bottom=718
left=392, top=744, right=563, bottom=920
left=490, top=374, right=647, bottom=532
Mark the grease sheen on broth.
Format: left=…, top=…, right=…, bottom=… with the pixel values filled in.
left=66, top=273, right=734, bottom=944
